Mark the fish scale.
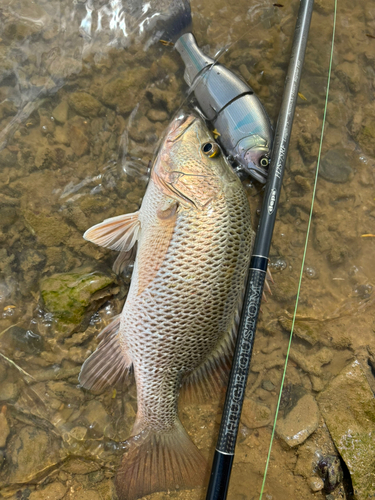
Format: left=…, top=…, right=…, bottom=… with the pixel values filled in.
left=79, top=114, right=254, bottom=500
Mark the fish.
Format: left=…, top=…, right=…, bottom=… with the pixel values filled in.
left=78, top=114, right=255, bottom=500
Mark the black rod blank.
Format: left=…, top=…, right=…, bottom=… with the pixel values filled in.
left=206, top=0, right=315, bottom=498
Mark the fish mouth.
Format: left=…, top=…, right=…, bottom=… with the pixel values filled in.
left=167, top=114, right=196, bottom=143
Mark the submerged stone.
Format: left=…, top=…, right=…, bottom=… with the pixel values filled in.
left=40, top=268, right=116, bottom=335
left=69, top=92, right=102, bottom=118
left=7, top=426, right=61, bottom=483
left=241, top=398, right=271, bottom=429
left=101, top=68, right=148, bottom=115
left=317, top=360, right=375, bottom=499
left=276, top=394, right=320, bottom=447
left=320, top=149, right=352, bottom=184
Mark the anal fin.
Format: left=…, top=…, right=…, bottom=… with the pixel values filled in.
left=79, top=315, right=131, bottom=392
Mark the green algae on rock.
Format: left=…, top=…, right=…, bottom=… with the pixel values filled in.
left=68, top=92, right=102, bottom=118
left=40, top=268, right=116, bottom=337
left=317, top=360, right=375, bottom=500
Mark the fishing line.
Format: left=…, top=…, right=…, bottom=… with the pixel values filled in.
left=259, top=0, right=337, bottom=497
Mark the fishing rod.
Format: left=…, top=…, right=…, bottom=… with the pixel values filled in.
left=206, top=0, right=315, bottom=498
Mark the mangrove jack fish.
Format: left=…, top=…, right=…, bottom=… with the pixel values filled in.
left=79, top=114, right=255, bottom=499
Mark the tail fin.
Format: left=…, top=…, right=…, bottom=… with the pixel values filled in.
left=115, top=420, right=207, bottom=500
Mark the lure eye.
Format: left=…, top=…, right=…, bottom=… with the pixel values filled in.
left=202, top=142, right=220, bottom=158
left=260, top=156, right=270, bottom=168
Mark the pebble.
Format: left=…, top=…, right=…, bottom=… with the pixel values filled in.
left=146, top=108, right=169, bottom=122
left=276, top=394, right=320, bottom=447
left=307, top=476, right=324, bottom=492
left=262, top=379, right=275, bottom=392
left=320, top=149, right=353, bottom=183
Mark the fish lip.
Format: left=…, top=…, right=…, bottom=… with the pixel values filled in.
left=167, top=114, right=196, bottom=143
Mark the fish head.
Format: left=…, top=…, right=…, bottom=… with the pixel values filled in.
left=152, top=114, right=234, bottom=210
left=235, top=135, right=271, bottom=184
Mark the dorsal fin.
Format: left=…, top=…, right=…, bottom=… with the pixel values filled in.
left=83, top=212, right=140, bottom=252
left=79, top=315, right=132, bottom=392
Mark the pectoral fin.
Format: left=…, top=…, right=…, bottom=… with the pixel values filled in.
left=83, top=212, right=140, bottom=252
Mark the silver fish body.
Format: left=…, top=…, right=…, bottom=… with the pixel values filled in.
left=79, top=114, right=254, bottom=499
left=175, top=33, right=273, bottom=183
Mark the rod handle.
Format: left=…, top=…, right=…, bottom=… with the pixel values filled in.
left=206, top=450, right=234, bottom=500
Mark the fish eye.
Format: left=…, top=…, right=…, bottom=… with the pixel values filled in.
left=202, top=142, right=220, bottom=158
left=260, top=156, right=269, bottom=168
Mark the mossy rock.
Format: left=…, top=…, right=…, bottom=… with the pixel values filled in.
left=69, top=92, right=102, bottom=118
left=40, top=268, right=116, bottom=336
left=318, top=360, right=375, bottom=499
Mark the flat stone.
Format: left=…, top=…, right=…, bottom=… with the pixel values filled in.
left=62, top=458, right=100, bottom=475
left=52, top=101, right=69, bottom=124
left=317, top=360, right=375, bottom=500
left=241, top=398, right=271, bottom=429
left=276, top=394, right=320, bottom=447
left=7, top=426, right=61, bottom=483
left=320, top=149, right=353, bottom=184
left=29, top=482, right=68, bottom=500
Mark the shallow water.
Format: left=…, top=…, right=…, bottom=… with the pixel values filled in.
left=0, top=0, right=374, bottom=499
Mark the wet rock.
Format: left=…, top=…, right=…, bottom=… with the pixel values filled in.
left=45, top=381, right=84, bottom=404
left=276, top=394, right=320, bottom=447
left=0, top=380, right=19, bottom=403
left=69, top=93, right=102, bottom=118
left=0, top=206, right=18, bottom=228
left=67, top=117, right=90, bottom=157
left=7, top=426, right=61, bottom=483
left=0, top=408, right=10, bottom=448
left=320, top=150, right=353, bottom=184
left=262, top=380, right=275, bottom=392
left=336, top=62, right=362, bottom=94
left=279, top=316, right=320, bottom=346
left=101, top=68, right=148, bottom=115
left=356, top=116, right=375, bottom=157
left=1, top=326, right=43, bottom=355
left=80, top=400, right=114, bottom=439
left=241, top=398, right=271, bottom=429
left=62, top=458, right=101, bottom=475
left=317, top=360, right=375, bottom=499
left=48, top=57, right=82, bottom=80
left=23, top=209, right=71, bottom=247
left=40, top=268, right=115, bottom=337
left=29, top=482, right=68, bottom=500
left=0, top=100, right=17, bottom=121
left=52, top=101, right=70, bottom=124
